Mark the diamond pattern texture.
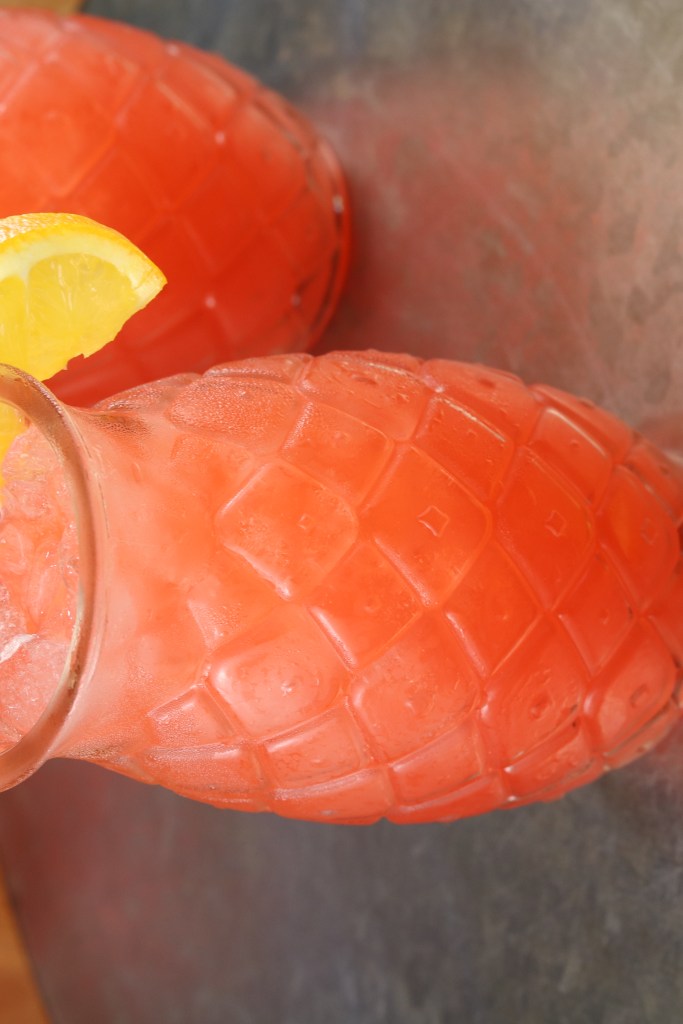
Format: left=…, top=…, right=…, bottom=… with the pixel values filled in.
left=0, top=10, right=350, bottom=404
left=79, top=351, right=683, bottom=824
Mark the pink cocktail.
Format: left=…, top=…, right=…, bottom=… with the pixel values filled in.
left=1, top=351, right=682, bottom=824
left=0, top=10, right=350, bottom=405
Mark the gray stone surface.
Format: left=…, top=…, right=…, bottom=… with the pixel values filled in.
left=1, top=1, right=683, bottom=1021
left=2, top=739, right=683, bottom=1024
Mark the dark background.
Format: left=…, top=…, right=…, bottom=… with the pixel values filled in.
left=2, top=2, right=683, bottom=1021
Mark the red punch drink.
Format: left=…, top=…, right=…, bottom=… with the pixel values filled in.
left=1, top=352, right=681, bottom=823
left=0, top=10, right=350, bottom=403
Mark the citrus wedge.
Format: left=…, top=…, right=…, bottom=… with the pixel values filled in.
left=0, top=211, right=166, bottom=468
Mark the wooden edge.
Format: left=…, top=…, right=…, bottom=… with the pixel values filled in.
left=0, top=871, right=49, bottom=1024
left=0, top=1, right=84, bottom=13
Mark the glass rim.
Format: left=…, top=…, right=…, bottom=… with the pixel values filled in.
left=0, top=363, right=97, bottom=791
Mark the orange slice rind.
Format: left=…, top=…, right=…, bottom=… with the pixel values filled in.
left=0, top=211, right=165, bottom=472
